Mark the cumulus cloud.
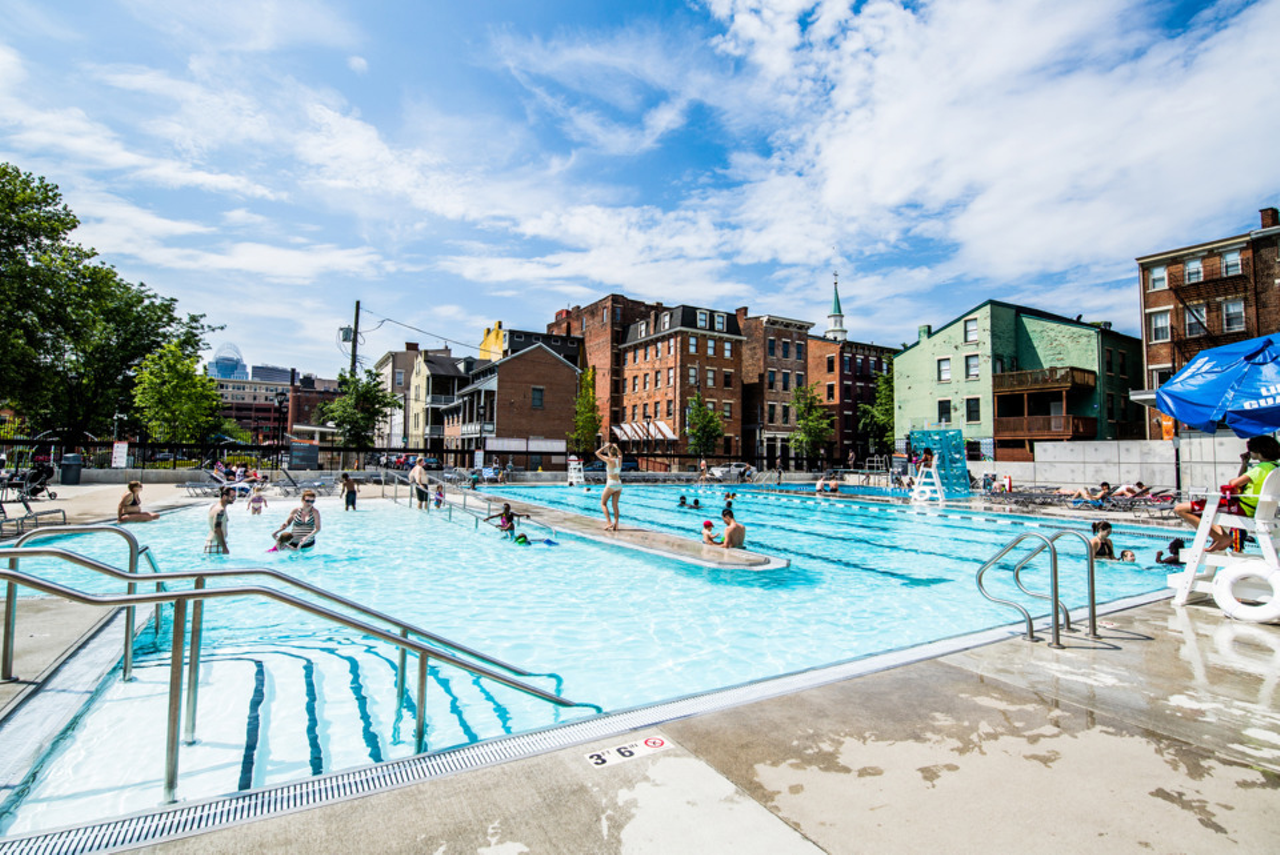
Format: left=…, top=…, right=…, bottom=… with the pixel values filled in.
left=347, top=55, right=368, bottom=74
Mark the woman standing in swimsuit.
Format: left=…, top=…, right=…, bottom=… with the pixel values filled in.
left=596, top=443, right=623, bottom=531
left=117, top=480, right=159, bottom=523
left=272, top=490, right=322, bottom=550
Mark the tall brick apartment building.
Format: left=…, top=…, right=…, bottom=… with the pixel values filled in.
left=1138, top=206, right=1280, bottom=436
left=615, top=305, right=746, bottom=463
left=737, top=310, right=812, bottom=469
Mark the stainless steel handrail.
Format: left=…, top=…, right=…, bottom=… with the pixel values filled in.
left=5, top=525, right=145, bottom=680
left=1, top=552, right=602, bottom=804
left=975, top=532, right=1061, bottom=647
left=1007, top=530, right=1100, bottom=640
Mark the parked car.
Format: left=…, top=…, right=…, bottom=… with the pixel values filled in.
left=709, top=462, right=752, bottom=480
left=582, top=457, right=640, bottom=472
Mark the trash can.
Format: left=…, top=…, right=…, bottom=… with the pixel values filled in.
left=59, top=453, right=83, bottom=486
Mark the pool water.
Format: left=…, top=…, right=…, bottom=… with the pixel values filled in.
left=0, top=490, right=1173, bottom=834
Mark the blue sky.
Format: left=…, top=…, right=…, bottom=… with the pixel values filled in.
left=2, top=0, right=1277, bottom=376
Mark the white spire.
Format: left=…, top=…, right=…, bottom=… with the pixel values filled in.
left=825, top=272, right=847, bottom=341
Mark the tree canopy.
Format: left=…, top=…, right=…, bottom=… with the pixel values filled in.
left=789, top=382, right=835, bottom=466
left=568, top=366, right=602, bottom=454
left=0, top=162, right=216, bottom=439
left=684, top=390, right=724, bottom=458
left=318, top=369, right=403, bottom=450
left=131, top=342, right=222, bottom=443
left=859, top=370, right=895, bottom=452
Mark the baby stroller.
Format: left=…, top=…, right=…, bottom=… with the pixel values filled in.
left=21, top=462, right=57, bottom=500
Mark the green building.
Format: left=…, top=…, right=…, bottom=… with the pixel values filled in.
left=893, top=301, right=1145, bottom=461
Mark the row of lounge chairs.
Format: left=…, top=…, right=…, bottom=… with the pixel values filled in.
left=180, top=469, right=338, bottom=499
left=986, top=486, right=1179, bottom=518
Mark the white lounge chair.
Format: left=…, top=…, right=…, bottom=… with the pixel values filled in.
left=1170, top=468, right=1280, bottom=619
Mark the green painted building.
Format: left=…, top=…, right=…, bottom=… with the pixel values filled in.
left=893, top=301, right=1145, bottom=461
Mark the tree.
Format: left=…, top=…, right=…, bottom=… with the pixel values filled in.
left=568, top=366, right=602, bottom=454
left=0, top=163, right=217, bottom=439
left=859, top=370, right=896, bottom=453
left=684, top=390, right=724, bottom=458
left=132, top=342, right=222, bottom=442
left=318, top=369, right=402, bottom=452
left=789, top=383, right=835, bottom=467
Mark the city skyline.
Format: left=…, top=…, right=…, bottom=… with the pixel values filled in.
left=2, top=0, right=1277, bottom=375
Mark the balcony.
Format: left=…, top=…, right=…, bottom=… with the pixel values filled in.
left=425, top=395, right=456, bottom=407
left=992, top=367, right=1097, bottom=394
left=460, top=421, right=495, bottom=439
left=995, top=415, right=1097, bottom=440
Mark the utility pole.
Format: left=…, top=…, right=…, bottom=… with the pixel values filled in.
left=349, top=300, right=360, bottom=375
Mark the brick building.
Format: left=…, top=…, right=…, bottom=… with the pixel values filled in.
left=442, top=344, right=578, bottom=470
left=737, top=310, right=813, bottom=469
left=1136, top=206, right=1280, bottom=437
left=546, top=295, right=658, bottom=442
left=615, top=305, right=746, bottom=464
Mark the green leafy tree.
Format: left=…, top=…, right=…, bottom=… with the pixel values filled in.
left=789, top=383, right=835, bottom=467
left=318, top=369, right=403, bottom=452
left=568, top=366, right=602, bottom=454
left=0, top=163, right=216, bottom=439
left=213, top=418, right=252, bottom=444
left=684, top=390, right=724, bottom=458
left=858, top=370, right=895, bottom=452
left=132, top=342, right=222, bottom=442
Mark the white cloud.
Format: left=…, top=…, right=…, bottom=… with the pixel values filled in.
left=347, top=55, right=368, bottom=74
left=118, top=0, right=360, bottom=53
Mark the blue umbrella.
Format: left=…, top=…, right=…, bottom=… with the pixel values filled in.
left=1155, top=334, right=1280, bottom=437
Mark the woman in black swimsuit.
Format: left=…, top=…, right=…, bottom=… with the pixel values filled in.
left=117, top=480, right=159, bottom=523
left=1090, top=521, right=1116, bottom=560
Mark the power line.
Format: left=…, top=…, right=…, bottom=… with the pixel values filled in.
left=359, top=308, right=484, bottom=354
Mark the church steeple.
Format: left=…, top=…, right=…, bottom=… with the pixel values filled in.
left=825, top=272, right=847, bottom=341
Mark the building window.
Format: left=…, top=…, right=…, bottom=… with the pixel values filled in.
left=1107, top=393, right=1117, bottom=421
left=796, top=372, right=805, bottom=388
left=782, top=371, right=790, bottom=391
left=714, top=313, right=725, bottom=331
left=394, top=369, right=404, bottom=387
left=965, top=398, right=980, bottom=423
left=1148, top=310, right=1170, bottom=343
left=667, top=367, right=674, bottom=385
left=1105, top=348, right=1114, bottom=374
left=1223, top=250, right=1242, bottom=276
left=632, top=376, right=638, bottom=392
left=1118, top=351, right=1128, bottom=377
left=964, top=318, right=978, bottom=342
left=654, top=370, right=661, bottom=388
left=1148, top=265, right=1166, bottom=290
left=795, top=342, right=804, bottom=361
left=842, top=354, right=851, bottom=373
left=768, top=339, right=776, bottom=357
left=826, top=383, right=835, bottom=401
left=632, top=350, right=638, bottom=364
left=1152, top=367, right=1173, bottom=388
left=1186, top=304, right=1207, bottom=337
left=706, top=369, right=715, bottom=388
left=781, top=340, right=791, bottom=359
left=668, top=337, right=674, bottom=355
left=937, top=400, right=952, bottom=425
left=531, top=387, right=544, bottom=409
left=723, top=371, right=733, bottom=388
left=723, top=401, right=731, bottom=418
left=638, top=322, right=647, bottom=338
left=827, top=355, right=835, bottom=373
left=643, top=373, right=649, bottom=390
left=666, top=399, right=673, bottom=417
left=661, top=312, right=671, bottom=331
left=689, top=336, right=697, bottom=354
left=964, top=355, right=979, bottom=380
left=688, top=367, right=698, bottom=385
left=724, top=341, right=732, bottom=358
left=706, top=338, right=715, bottom=356
left=1185, top=258, right=1202, bottom=283
left=767, top=370, right=776, bottom=390
left=632, top=405, right=637, bottom=421
left=614, top=306, right=622, bottom=321
left=937, top=358, right=952, bottom=382
left=697, top=310, right=709, bottom=328
left=1223, top=299, right=1245, bottom=333
left=768, top=403, right=776, bottom=424
left=642, top=403, right=649, bottom=419
left=643, top=344, right=649, bottom=361
left=782, top=405, right=790, bottom=425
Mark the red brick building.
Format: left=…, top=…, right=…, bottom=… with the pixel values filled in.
left=807, top=337, right=895, bottom=465
left=737, top=310, right=813, bottom=469
left=442, top=344, right=579, bottom=470
left=1137, top=206, right=1280, bottom=436
left=615, top=305, right=746, bottom=464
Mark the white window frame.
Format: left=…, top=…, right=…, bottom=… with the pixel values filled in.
left=661, top=312, right=671, bottom=331
left=724, top=341, right=732, bottom=358
left=1222, top=298, right=1246, bottom=333
left=706, top=338, right=715, bottom=356
left=1184, top=257, right=1203, bottom=284
left=963, top=318, right=978, bottom=343
left=964, top=354, right=980, bottom=380
left=964, top=397, right=981, bottom=423
left=706, top=369, right=715, bottom=388
left=714, top=313, right=725, bottom=331
left=937, top=358, right=952, bottom=382
left=1222, top=250, right=1242, bottom=276
left=1185, top=303, right=1207, bottom=338
left=1148, top=309, right=1171, bottom=343
left=689, top=336, right=697, bottom=354
left=697, top=310, right=709, bottom=329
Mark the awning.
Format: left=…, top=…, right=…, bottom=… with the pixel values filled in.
left=654, top=420, right=678, bottom=440
left=611, top=425, right=628, bottom=441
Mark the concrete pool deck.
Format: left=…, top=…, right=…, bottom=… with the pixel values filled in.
left=2, top=486, right=1278, bottom=852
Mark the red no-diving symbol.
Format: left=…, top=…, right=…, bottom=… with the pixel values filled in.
left=644, top=737, right=665, bottom=748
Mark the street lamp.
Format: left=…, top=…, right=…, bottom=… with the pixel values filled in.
left=275, top=390, right=289, bottom=470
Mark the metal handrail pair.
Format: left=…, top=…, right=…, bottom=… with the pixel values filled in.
left=384, top=468, right=558, bottom=540
left=1, top=547, right=601, bottom=805
left=974, top=530, right=1099, bottom=649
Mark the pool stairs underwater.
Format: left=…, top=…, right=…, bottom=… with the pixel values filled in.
left=0, top=525, right=597, bottom=841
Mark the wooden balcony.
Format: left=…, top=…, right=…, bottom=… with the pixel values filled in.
left=993, top=367, right=1097, bottom=393
left=994, top=415, right=1097, bottom=440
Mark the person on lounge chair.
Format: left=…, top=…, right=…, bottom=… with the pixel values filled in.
left=1113, top=482, right=1149, bottom=498
left=1068, top=482, right=1114, bottom=508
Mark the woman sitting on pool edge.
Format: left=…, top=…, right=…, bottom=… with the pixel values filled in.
left=272, top=490, right=321, bottom=551
left=117, top=480, right=160, bottom=523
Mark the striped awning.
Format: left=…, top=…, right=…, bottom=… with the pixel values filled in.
left=653, top=420, right=678, bottom=440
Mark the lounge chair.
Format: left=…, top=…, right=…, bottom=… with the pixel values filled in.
left=0, top=498, right=67, bottom=536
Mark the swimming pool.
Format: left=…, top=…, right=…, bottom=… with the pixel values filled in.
left=0, top=490, right=1172, bottom=835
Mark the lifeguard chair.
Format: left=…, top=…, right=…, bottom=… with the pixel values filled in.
left=1171, top=467, right=1280, bottom=623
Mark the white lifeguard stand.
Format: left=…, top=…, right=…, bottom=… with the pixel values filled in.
left=567, top=455, right=584, bottom=487
left=909, top=465, right=945, bottom=503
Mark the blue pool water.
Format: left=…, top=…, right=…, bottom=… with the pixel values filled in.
left=1, top=490, right=1174, bottom=834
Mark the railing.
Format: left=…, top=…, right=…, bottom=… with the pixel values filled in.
left=994, top=415, right=1097, bottom=439
left=992, top=367, right=1096, bottom=393
left=1167, top=255, right=1251, bottom=290
left=379, top=468, right=558, bottom=542
left=975, top=530, right=1098, bottom=648
left=425, top=395, right=457, bottom=406
left=1, top=542, right=600, bottom=804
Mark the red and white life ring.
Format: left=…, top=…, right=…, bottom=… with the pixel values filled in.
left=1212, top=561, right=1280, bottom=623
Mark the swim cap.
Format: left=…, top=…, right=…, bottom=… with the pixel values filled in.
left=703, top=520, right=713, bottom=527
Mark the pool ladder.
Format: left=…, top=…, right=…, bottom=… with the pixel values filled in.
left=2, top=525, right=600, bottom=804
left=974, top=530, right=1101, bottom=649
left=379, top=467, right=558, bottom=540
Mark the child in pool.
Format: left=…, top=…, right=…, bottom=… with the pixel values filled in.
left=247, top=487, right=267, bottom=516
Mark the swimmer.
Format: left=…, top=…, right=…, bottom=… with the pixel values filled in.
left=691, top=498, right=701, bottom=509
left=719, top=508, right=746, bottom=549
left=701, top=520, right=721, bottom=545
left=484, top=502, right=529, bottom=538
left=272, top=490, right=321, bottom=551
left=596, top=442, right=623, bottom=531
left=1119, top=549, right=1136, bottom=562
left=678, top=495, right=688, bottom=507
left=1155, top=538, right=1186, bottom=565
left=1090, top=521, right=1115, bottom=560
left=247, top=486, right=268, bottom=516
left=205, top=487, right=235, bottom=554
left=432, top=486, right=444, bottom=508
left=340, top=473, right=358, bottom=511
